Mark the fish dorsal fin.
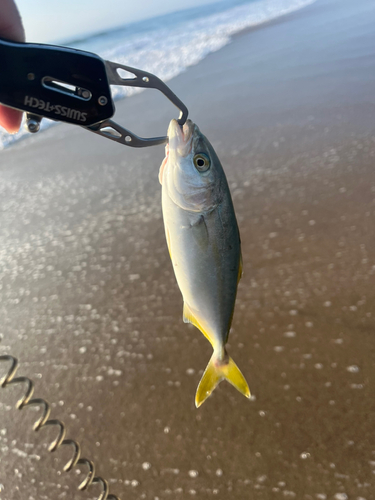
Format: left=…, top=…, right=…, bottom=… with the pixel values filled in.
left=183, top=302, right=212, bottom=344
left=237, top=251, right=243, bottom=284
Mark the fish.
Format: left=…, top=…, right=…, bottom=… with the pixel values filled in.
left=159, top=118, right=250, bottom=407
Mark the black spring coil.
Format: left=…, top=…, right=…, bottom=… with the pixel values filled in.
left=0, top=339, right=121, bottom=500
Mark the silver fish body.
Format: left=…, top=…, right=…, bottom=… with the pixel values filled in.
left=160, top=119, right=250, bottom=407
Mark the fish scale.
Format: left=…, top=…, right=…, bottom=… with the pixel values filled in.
left=160, top=118, right=250, bottom=407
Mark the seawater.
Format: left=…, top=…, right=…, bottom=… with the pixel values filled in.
left=0, top=0, right=315, bottom=150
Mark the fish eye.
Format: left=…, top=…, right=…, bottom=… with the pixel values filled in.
left=193, top=153, right=210, bottom=172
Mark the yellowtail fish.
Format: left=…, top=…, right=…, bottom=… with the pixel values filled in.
left=159, top=119, right=250, bottom=408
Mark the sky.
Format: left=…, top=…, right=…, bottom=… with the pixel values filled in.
left=16, top=0, right=219, bottom=43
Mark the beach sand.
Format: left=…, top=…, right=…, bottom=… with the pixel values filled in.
left=0, top=0, right=374, bottom=498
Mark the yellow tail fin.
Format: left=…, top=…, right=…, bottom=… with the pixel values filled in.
left=195, top=352, right=250, bottom=408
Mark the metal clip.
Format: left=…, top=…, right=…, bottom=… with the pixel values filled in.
left=86, top=61, right=188, bottom=147
left=0, top=37, right=188, bottom=148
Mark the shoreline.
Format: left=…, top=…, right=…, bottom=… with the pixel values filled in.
left=0, top=0, right=319, bottom=155
left=231, top=0, right=318, bottom=40
left=1, top=0, right=375, bottom=498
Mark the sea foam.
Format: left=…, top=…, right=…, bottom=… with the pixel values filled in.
left=0, top=0, right=315, bottom=150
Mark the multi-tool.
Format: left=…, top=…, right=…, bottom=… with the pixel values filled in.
left=0, top=37, right=188, bottom=147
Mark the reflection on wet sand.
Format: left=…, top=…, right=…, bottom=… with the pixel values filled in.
left=0, top=0, right=374, bottom=498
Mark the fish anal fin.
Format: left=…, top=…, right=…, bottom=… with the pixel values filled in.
left=183, top=302, right=212, bottom=344
left=195, top=352, right=250, bottom=408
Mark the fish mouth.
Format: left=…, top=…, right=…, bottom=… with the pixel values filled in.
left=167, top=119, right=195, bottom=157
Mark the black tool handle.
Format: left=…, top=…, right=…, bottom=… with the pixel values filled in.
left=0, top=37, right=114, bottom=126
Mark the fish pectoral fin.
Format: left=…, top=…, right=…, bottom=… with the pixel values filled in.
left=183, top=302, right=212, bottom=344
left=189, top=214, right=209, bottom=251
left=195, top=352, right=250, bottom=408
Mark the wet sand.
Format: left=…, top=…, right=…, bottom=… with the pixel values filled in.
left=1, top=0, right=375, bottom=498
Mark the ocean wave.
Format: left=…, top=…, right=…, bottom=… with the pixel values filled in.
left=0, top=0, right=315, bottom=151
